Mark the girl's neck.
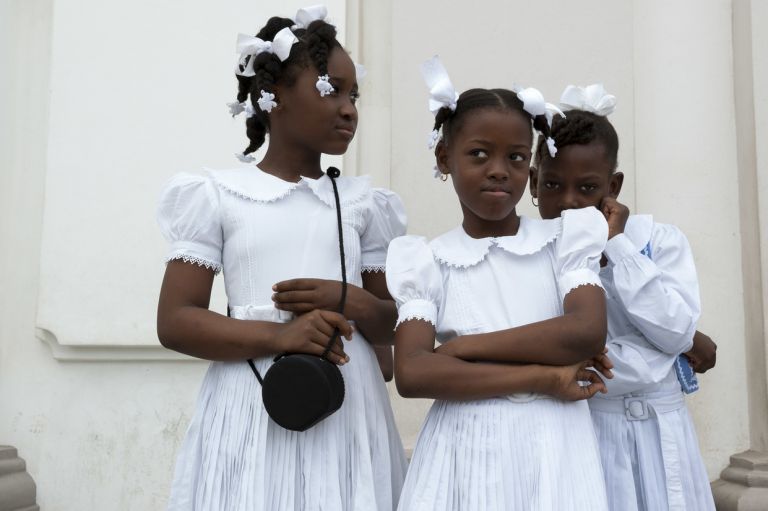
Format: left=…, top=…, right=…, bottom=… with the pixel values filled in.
left=257, top=141, right=325, bottom=183
left=462, top=211, right=521, bottom=239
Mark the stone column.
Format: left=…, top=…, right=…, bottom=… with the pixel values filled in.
left=711, top=0, right=768, bottom=507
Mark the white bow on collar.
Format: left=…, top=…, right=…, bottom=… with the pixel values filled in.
left=560, top=83, right=616, bottom=116
left=235, top=27, right=298, bottom=77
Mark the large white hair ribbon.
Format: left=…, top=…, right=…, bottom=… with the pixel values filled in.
left=559, top=83, right=616, bottom=116
left=235, top=27, right=298, bottom=77
left=293, top=5, right=328, bottom=29
left=421, top=55, right=459, bottom=116
left=421, top=55, right=459, bottom=154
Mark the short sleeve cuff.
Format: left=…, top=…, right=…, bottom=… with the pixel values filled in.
left=604, top=233, right=638, bottom=264
left=559, top=268, right=603, bottom=300
left=396, top=299, right=438, bottom=328
left=361, top=254, right=387, bottom=273
left=166, top=241, right=223, bottom=274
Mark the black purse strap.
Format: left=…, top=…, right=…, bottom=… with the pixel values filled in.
left=244, top=167, right=348, bottom=381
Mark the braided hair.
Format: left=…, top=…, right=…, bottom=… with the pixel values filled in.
left=235, top=17, right=342, bottom=156
left=433, top=88, right=553, bottom=150
left=534, top=110, right=619, bottom=172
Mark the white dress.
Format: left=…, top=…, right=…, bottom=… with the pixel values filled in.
left=386, top=207, right=610, bottom=511
left=588, top=215, right=715, bottom=510
left=157, top=167, right=408, bottom=511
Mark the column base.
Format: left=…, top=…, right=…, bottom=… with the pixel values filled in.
left=0, top=446, right=39, bottom=511
left=712, top=450, right=768, bottom=510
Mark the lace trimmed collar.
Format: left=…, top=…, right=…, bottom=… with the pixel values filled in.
left=623, top=214, right=654, bottom=251
left=430, top=216, right=562, bottom=268
left=205, top=167, right=371, bottom=206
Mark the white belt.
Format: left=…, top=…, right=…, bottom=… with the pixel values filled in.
left=588, top=390, right=685, bottom=420
left=229, top=304, right=294, bottom=323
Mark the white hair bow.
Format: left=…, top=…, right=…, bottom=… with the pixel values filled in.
left=235, top=27, right=298, bottom=76
left=513, top=86, right=565, bottom=128
left=560, top=84, right=616, bottom=116
left=293, top=5, right=328, bottom=29
left=421, top=55, right=459, bottom=116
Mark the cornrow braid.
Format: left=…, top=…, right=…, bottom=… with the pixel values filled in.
left=534, top=110, right=619, bottom=171
left=438, top=88, right=536, bottom=147
left=233, top=17, right=343, bottom=157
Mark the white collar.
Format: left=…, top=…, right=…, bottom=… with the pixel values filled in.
left=430, top=216, right=561, bottom=268
left=623, top=214, right=654, bottom=251
left=205, top=167, right=371, bottom=206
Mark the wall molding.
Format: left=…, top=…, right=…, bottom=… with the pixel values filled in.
left=36, top=327, right=204, bottom=362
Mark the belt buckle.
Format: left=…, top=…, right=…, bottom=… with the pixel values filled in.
left=624, top=396, right=650, bottom=421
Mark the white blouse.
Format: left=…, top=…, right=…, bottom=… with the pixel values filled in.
left=158, top=167, right=407, bottom=310
left=598, top=214, right=701, bottom=396
left=386, top=207, right=607, bottom=347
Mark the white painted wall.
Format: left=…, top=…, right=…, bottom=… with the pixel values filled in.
left=1, top=0, right=763, bottom=509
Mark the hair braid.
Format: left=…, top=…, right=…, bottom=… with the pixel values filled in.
left=534, top=110, right=619, bottom=170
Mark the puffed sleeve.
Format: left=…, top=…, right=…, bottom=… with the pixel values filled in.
left=386, top=236, right=443, bottom=327
left=156, top=173, right=223, bottom=274
left=360, top=188, right=408, bottom=272
left=604, top=223, right=700, bottom=354
left=554, top=207, right=608, bottom=300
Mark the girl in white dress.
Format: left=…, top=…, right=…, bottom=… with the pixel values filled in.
left=530, top=84, right=716, bottom=510
left=156, top=7, right=407, bottom=510
left=385, top=58, right=611, bottom=511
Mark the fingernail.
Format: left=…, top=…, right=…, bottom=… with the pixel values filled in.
left=272, top=284, right=277, bottom=291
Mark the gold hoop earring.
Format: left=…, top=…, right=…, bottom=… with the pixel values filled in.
left=531, top=196, right=538, bottom=207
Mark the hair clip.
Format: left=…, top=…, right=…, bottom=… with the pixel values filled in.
left=316, top=74, right=335, bottom=97
left=427, top=129, right=441, bottom=150
left=235, top=152, right=256, bottom=163
left=546, top=137, right=558, bottom=158
left=227, top=101, right=246, bottom=117
left=257, top=90, right=277, bottom=112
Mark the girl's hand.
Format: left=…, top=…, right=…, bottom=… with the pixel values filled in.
left=684, top=330, right=717, bottom=373
left=542, top=361, right=607, bottom=401
left=273, top=309, right=353, bottom=365
left=272, top=278, right=344, bottom=314
left=434, top=338, right=461, bottom=358
left=589, top=347, right=614, bottom=380
left=600, top=197, right=630, bottom=239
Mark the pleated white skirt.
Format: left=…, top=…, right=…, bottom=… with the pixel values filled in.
left=397, top=397, right=608, bottom=511
left=166, top=330, right=407, bottom=511
left=590, top=399, right=715, bottom=511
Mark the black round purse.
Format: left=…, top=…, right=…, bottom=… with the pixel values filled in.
left=244, top=167, right=347, bottom=432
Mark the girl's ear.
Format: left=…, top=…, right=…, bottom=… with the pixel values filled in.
left=435, top=140, right=450, bottom=176
left=529, top=167, right=539, bottom=198
left=609, top=171, right=624, bottom=198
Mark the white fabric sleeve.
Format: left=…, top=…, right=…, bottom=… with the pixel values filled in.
left=385, top=236, right=442, bottom=327
left=360, top=188, right=407, bottom=272
left=604, top=223, right=700, bottom=354
left=555, top=207, right=608, bottom=300
left=156, top=173, right=223, bottom=274
left=602, top=335, right=679, bottom=395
